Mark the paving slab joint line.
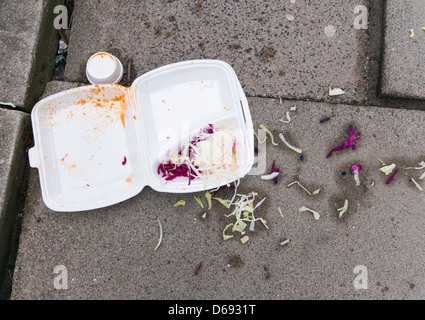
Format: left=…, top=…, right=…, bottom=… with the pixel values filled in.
left=247, top=94, right=425, bottom=111
left=0, top=104, right=30, bottom=115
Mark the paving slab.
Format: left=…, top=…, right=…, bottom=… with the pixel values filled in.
left=0, top=0, right=62, bottom=111
left=381, top=0, right=425, bottom=100
left=64, top=0, right=383, bottom=105
left=0, top=108, right=31, bottom=289
left=11, top=80, right=425, bottom=300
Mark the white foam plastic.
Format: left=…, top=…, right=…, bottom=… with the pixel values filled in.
left=29, top=60, right=254, bottom=212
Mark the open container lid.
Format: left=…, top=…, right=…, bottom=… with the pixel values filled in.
left=29, top=60, right=254, bottom=212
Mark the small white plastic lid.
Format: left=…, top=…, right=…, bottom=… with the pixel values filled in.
left=86, top=52, right=123, bottom=85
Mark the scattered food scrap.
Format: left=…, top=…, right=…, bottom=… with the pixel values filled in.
left=173, top=200, right=186, bottom=207
left=409, top=29, right=415, bottom=39
left=280, top=239, right=290, bottom=246
left=327, top=125, right=360, bottom=158
left=240, top=235, right=250, bottom=244
left=261, top=160, right=280, bottom=183
left=337, top=199, right=349, bottom=218
left=328, top=87, right=346, bottom=96
left=379, top=163, right=396, bottom=175
left=278, top=133, right=302, bottom=154
left=195, top=262, right=203, bottom=275
left=410, top=178, right=423, bottom=192
left=278, top=111, right=291, bottom=124
left=154, top=216, right=163, bottom=251
left=205, top=191, right=212, bottom=210
left=299, top=206, right=320, bottom=220
left=386, top=168, right=398, bottom=184
left=194, top=195, right=204, bottom=209
left=259, top=124, right=279, bottom=146
left=312, top=188, right=321, bottom=195
left=402, top=161, right=425, bottom=170
left=351, top=165, right=363, bottom=186
left=221, top=191, right=268, bottom=242
left=278, top=207, right=284, bottom=217
left=223, top=223, right=234, bottom=240
left=158, top=124, right=241, bottom=186
left=287, top=180, right=312, bottom=195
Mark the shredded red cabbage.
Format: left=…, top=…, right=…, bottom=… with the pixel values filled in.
left=157, top=125, right=215, bottom=185
left=386, top=168, right=398, bottom=184
left=195, top=262, right=203, bottom=275
left=327, top=125, right=361, bottom=158
left=271, top=160, right=280, bottom=184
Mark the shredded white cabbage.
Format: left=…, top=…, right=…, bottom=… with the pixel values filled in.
left=154, top=217, right=163, bottom=251
left=337, top=199, right=349, bottom=218
left=278, top=133, right=302, bottom=154
left=261, top=172, right=279, bottom=180
left=259, top=124, right=279, bottom=146
left=299, top=206, right=320, bottom=220
left=287, top=181, right=312, bottom=195
left=379, top=163, right=396, bottom=175
left=410, top=178, right=423, bottom=191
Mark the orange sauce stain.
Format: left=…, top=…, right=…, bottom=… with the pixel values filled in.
left=61, top=154, right=69, bottom=162
left=125, top=173, right=134, bottom=183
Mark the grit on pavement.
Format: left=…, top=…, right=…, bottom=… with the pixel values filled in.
left=1, top=0, right=424, bottom=300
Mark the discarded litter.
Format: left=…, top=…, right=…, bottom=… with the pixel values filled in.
left=86, top=52, right=123, bottom=85
left=386, top=168, right=398, bottom=184
left=173, top=200, right=186, bottom=207
left=158, top=124, right=241, bottom=187
left=337, top=199, right=349, bottom=218
left=287, top=180, right=312, bottom=196
left=223, top=223, right=234, bottom=240
left=205, top=191, right=212, bottom=210
left=278, top=111, right=291, bottom=124
left=351, top=165, right=362, bottom=186
left=327, top=125, right=360, bottom=158
left=410, top=178, right=423, bottom=191
left=312, top=188, right=321, bottom=195
left=299, top=206, right=320, bottom=220
left=259, top=124, right=279, bottom=146
left=278, top=133, right=302, bottom=154
left=195, top=262, right=203, bottom=275
left=30, top=60, right=255, bottom=212
left=379, top=163, right=396, bottom=175
left=280, top=239, right=290, bottom=246
left=240, top=235, right=250, bottom=244
left=278, top=207, right=283, bottom=217
left=261, top=171, right=279, bottom=181
left=328, top=87, right=346, bottom=96
left=409, top=29, right=415, bottom=39
left=261, top=160, right=279, bottom=183
left=194, top=195, right=204, bottom=209
left=402, top=161, right=425, bottom=170
left=154, top=216, right=163, bottom=251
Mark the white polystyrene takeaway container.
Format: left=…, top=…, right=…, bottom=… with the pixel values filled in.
left=29, top=60, right=254, bottom=212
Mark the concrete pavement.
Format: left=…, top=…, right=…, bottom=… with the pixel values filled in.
left=10, top=80, right=425, bottom=299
